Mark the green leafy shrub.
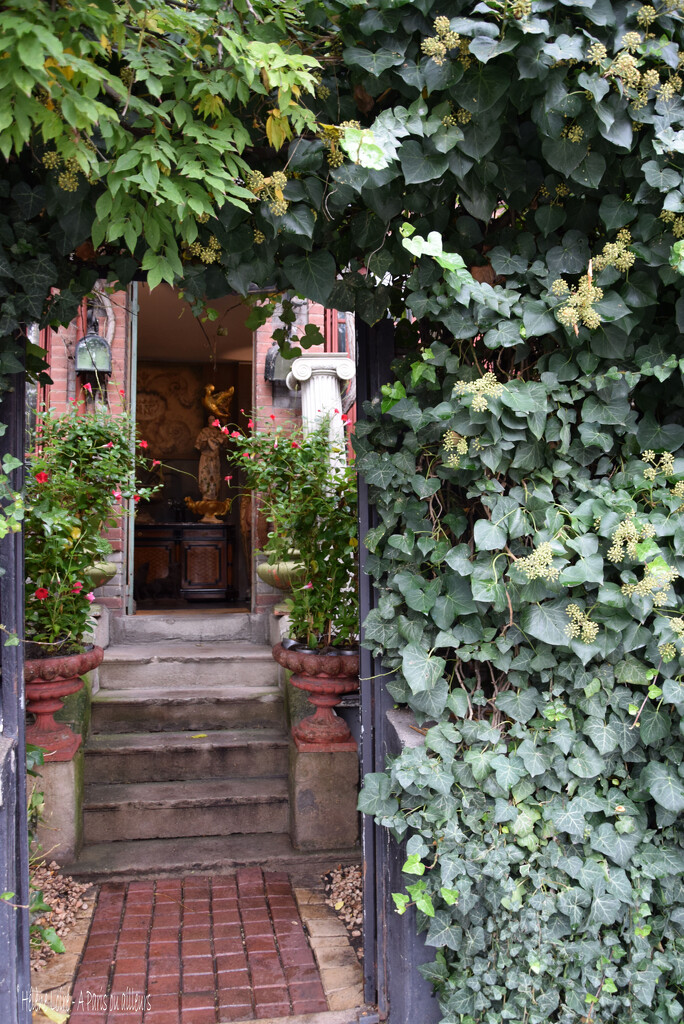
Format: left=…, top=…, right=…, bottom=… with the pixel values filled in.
left=350, top=2, right=684, bottom=1021
left=24, top=395, right=159, bottom=654
left=230, top=415, right=358, bottom=648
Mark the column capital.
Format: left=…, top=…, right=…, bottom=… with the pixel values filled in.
left=289, top=351, right=355, bottom=386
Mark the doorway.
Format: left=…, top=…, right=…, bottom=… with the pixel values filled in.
left=131, top=284, right=253, bottom=612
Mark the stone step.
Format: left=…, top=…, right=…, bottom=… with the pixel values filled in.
left=91, top=684, right=283, bottom=733
left=83, top=777, right=289, bottom=843
left=84, top=729, right=288, bottom=784
left=63, top=833, right=361, bottom=886
left=110, top=611, right=268, bottom=645
left=98, top=642, right=278, bottom=690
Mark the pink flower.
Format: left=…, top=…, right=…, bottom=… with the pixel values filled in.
left=112, top=489, right=122, bottom=500
left=230, top=431, right=241, bottom=439
left=242, top=452, right=250, bottom=458
left=71, top=582, right=84, bottom=592
left=302, top=583, right=313, bottom=589
left=247, top=419, right=254, bottom=429
left=221, top=426, right=229, bottom=434
left=152, top=460, right=161, bottom=467
left=138, top=439, right=148, bottom=449
left=106, top=442, right=114, bottom=448
left=83, top=382, right=92, bottom=393
left=291, top=441, right=300, bottom=449
left=35, top=471, right=49, bottom=483
left=240, top=408, right=245, bottom=414
left=212, top=418, right=221, bottom=428
left=224, top=475, right=232, bottom=482
left=334, top=408, right=340, bottom=414
left=86, top=592, right=96, bottom=602
left=34, top=588, right=49, bottom=600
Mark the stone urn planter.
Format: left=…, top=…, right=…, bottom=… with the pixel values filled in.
left=25, top=646, right=104, bottom=761
left=272, top=641, right=359, bottom=751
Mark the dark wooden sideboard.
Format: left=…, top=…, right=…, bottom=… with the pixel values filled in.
left=134, top=522, right=236, bottom=600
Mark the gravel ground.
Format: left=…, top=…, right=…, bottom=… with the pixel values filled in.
left=322, top=863, right=363, bottom=961
left=30, top=861, right=93, bottom=971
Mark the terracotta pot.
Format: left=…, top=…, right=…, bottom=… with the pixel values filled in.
left=25, top=646, right=104, bottom=761
left=272, top=642, right=359, bottom=751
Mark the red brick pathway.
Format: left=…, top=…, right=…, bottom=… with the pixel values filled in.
left=68, top=868, right=328, bottom=1023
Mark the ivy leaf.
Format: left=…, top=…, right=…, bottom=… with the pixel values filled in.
left=357, top=773, right=399, bottom=817
left=401, top=643, right=446, bottom=694
left=517, top=739, right=552, bottom=776
left=425, top=910, right=463, bottom=951
left=640, top=762, right=684, bottom=813
left=588, top=892, right=622, bottom=927
left=568, top=741, right=605, bottom=779
left=282, top=251, right=336, bottom=305
left=636, top=844, right=684, bottom=877
left=549, top=799, right=586, bottom=838
left=463, top=748, right=495, bottom=782
left=521, top=602, right=570, bottom=647
left=583, top=717, right=619, bottom=755
left=473, top=518, right=507, bottom=550
left=495, top=689, right=539, bottom=723
left=400, top=141, right=449, bottom=184
left=639, top=704, right=671, bottom=746
left=590, top=822, right=640, bottom=868
left=491, top=753, right=526, bottom=791
left=558, top=886, right=591, bottom=926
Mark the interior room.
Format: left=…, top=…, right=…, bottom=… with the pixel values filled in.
left=133, top=285, right=253, bottom=611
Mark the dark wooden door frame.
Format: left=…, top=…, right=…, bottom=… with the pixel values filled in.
left=0, top=367, right=31, bottom=1024
left=356, top=319, right=441, bottom=1024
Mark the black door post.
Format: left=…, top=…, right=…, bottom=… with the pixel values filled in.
left=0, top=366, right=31, bottom=1023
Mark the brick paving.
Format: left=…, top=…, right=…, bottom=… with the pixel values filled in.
left=68, top=868, right=328, bottom=1023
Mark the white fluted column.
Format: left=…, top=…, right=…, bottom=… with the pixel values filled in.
left=286, top=352, right=355, bottom=462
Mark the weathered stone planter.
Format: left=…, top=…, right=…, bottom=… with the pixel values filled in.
left=25, top=646, right=103, bottom=761
left=272, top=642, right=359, bottom=751
left=272, top=641, right=360, bottom=851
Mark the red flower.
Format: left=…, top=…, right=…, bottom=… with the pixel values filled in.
left=334, top=408, right=340, bottom=414
left=269, top=413, right=276, bottom=421
left=106, top=442, right=114, bottom=448
left=221, top=426, right=229, bottom=434
left=119, top=388, right=125, bottom=398
left=341, top=414, right=350, bottom=423
left=242, top=452, right=250, bottom=458
left=71, top=582, right=84, bottom=593
left=212, top=418, right=221, bottom=428
left=133, top=494, right=140, bottom=502
left=224, top=475, right=232, bottom=482
left=230, top=431, right=241, bottom=439
left=291, top=441, right=300, bottom=449
left=34, top=588, right=49, bottom=600
left=138, top=439, right=148, bottom=449
left=35, top=471, right=49, bottom=483
left=247, top=419, right=254, bottom=429
left=83, top=382, right=92, bottom=393
left=112, top=489, right=122, bottom=500
left=152, top=460, right=161, bottom=467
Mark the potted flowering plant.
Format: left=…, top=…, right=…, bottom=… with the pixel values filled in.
left=231, top=414, right=358, bottom=649
left=230, top=414, right=359, bottom=748
left=23, top=392, right=159, bottom=757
